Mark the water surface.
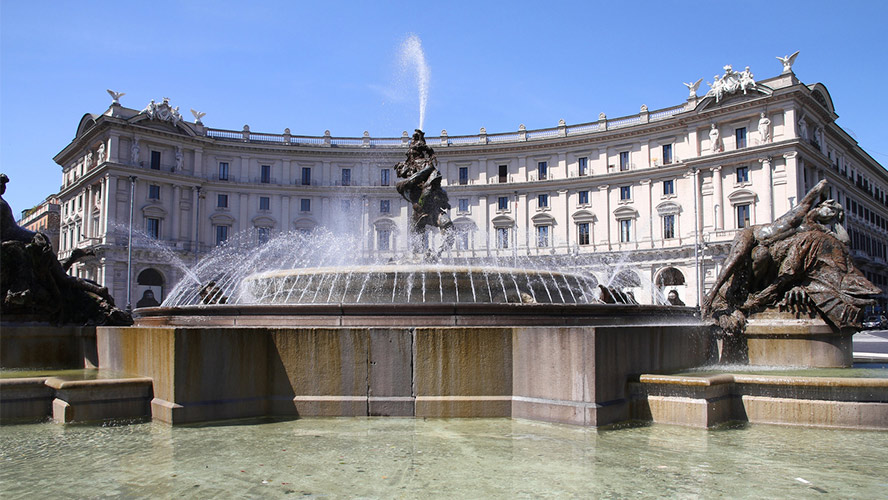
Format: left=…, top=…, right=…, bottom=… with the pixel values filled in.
left=2, top=418, right=886, bottom=498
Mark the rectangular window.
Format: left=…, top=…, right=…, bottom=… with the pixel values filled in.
left=379, top=200, right=390, bottom=213
left=578, top=222, right=590, bottom=246
left=736, top=166, right=749, bottom=183
left=620, top=186, right=631, bottom=201
left=301, top=167, right=311, bottom=186
left=620, top=219, right=632, bottom=242
left=341, top=168, right=351, bottom=186
left=145, top=217, right=160, bottom=239
left=735, top=127, right=747, bottom=149
left=259, top=196, right=270, bottom=211
left=498, top=165, right=508, bottom=183
left=458, top=198, right=469, bottom=212
left=217, top=194, right=228, bottom=208
left=663, top=179, right=674, bottom=196
left=257, top=227, right=270, bottom=245
left=459, top=167, right=469, bottom=185
left=538, top=193, right=549, bottom=209
left=737, top=204, right=751, bottom=229
left=662, top=144, right=673, bottom=164
left=300, top=198, right=311, bottom=212
left=377, top=229, right=391, bottom=251
left=578, top=157, right=588, bottom=176
left=538, top=161, right=548, bottom=180
left=496, top=227, right=509, bottom=249
left=148, top=184, right=160, bottom=200
left=497, top=196, right=509, bottom=211
left=150, top=151, right=161, bottom=170
left=218, top=162, right=229, bottom=181
left=619, top=151, right=630, bottom=171
left=663, top=214, right=675, bottom=239
left=537, top=225, right=550, bottom=247
left=578, top=190, right=589, bottom=205
left=380, top=168, right=391, bottom=186
left=260, top=165, right=271, bottom=183
left=215, top=225, right=228, bottom=246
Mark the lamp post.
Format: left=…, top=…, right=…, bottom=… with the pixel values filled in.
left=691, top=167, right=702, bottom=309
left=126, top=175, right=137, bottom=312
left=194, top=186, right=202, bottom=266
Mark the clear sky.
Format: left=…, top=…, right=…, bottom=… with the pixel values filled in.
left=2, top=0, right=886, bottom=214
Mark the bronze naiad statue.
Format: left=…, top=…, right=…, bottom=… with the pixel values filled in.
left=395, top=129, right=455, bottom=259
left=0, top=174, right=132, bottom=325
left=703, top=179, right=879, bottom=334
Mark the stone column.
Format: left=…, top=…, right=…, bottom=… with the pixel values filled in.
left=323, top=161, right=332, bottom=186
left=171, top=185, right=181, bottom=241
left=598, top=185, right=610, bottom=250
left=596, top=147, right=607, bottom=175
left=477, top=157, right=488, bottom=185
left=517, top=193, right=528, bottom=250
left=480, top=195, right=490, bottom=256
left=239, top=194, right=249, bottom=232
left=84, top=185, right=94, bottom=239
left=759, top=157, right=773, bottom=222
left=640, top=179, right=652, bottom=247
left=686, top=126, right=699, bottom=159
left=557, top=189, right=568, bottom=250
left=282, top=159, right=291, bottom=185
left=784, top=108, right=798, bottom=139
left=557, top=152, right=567, bottom=179
left=783, top=152, right=800, bottom=207
left=240, top=156, right=250, bottom=182
left=712, top=166, right=723, bottom=230
left=280, top=196, right=290, bottom=232
left=193, top=148, right=203, bottom=177
left=98, top=176, right=108, bottom=242
left=108, top=134, right=120, bottom=163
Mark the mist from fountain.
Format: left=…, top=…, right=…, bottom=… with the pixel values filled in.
left=159, top=227, right=676, bottom=307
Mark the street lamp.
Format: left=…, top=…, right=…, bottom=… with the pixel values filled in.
left=126, top=175, right=137, bottom=312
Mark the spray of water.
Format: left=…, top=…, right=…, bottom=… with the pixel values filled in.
left=399, top=34, right=430, bottom=131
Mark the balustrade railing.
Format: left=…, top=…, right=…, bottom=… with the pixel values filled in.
left=203, top=105, right=690, bottom=148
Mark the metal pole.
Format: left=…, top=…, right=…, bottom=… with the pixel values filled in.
left=194, top=186, right=201, bottom=266
left=126, top=175, right=137, bottom=312
left=692, top=167, right=702, bottom=309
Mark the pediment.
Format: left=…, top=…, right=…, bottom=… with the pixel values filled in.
left=252, top=215, right=276, bottom=228
left=491, top=215, right=515, bottom=228
left=141, top=203, right=167, bottom=217
left=613, top=206, right=639, bottom=219
left=728, top=188, right=757, bottom=204
left=656, top=201, right=681, bottom=216
left=531, top=213, right=556, bottom=226
left=209, top=212, right=235, bottom=224
left=571, top=210, right=595, bottom=223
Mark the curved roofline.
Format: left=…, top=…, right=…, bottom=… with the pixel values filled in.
left=76, top=113, right=98, bottom=138
left=807, top=83, right=836, bottom=115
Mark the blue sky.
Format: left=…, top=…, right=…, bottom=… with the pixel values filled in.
left=2, top=0, right=886, bottom=213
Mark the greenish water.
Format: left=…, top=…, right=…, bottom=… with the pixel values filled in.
left=2, top=418, right=886, bottom=498
left=674, top=363, right=888, bottom=379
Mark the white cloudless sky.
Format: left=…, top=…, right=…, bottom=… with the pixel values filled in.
left=2, top=0, right=886, bottom=213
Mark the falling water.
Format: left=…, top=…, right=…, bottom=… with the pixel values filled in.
left=400, top=34, right=430, bottom=131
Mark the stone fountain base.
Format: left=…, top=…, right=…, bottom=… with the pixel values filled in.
left=100, top=303, right=708, bottom=426
left=718, top=311, right=854, bottom=368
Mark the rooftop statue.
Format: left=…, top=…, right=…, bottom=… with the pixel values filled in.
left=703, top=179, right=879, bottom=334
left=777, top=50, right=800, bottom=74
left=0, top=174, right=132, bottom=325
left=394, top=129, right=454, bottom=259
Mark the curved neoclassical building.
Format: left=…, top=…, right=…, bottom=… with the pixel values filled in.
left=54, top=63, right=888, bottom=309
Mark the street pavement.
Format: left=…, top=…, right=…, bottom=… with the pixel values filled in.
left=853, top=329, right=888, bottom=361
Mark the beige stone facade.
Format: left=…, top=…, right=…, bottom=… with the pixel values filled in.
left=53, top=69, right=888, bottom=309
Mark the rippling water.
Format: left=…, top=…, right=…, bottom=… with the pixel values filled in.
left=2, top=418, right=886, bottom=498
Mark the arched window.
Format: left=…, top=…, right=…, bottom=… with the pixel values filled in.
left=656, top=267, right=686, bottom=287
left=136, top=268, right=165, bottom=307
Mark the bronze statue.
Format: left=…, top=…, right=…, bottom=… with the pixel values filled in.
left=0, top=174, right=132, bottom=325
left=703, top=179, right=879, bottom=334
left=395, top=129, right=454, bottom=259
